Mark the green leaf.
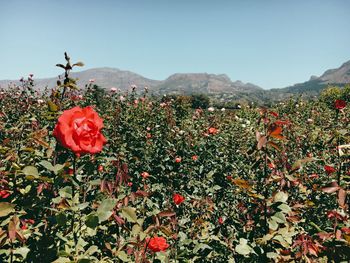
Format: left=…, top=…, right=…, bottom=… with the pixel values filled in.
left=39, top=160, right=54, bottom=171
left=48, top=101, right=58, bottom=112
left=14, top=247, right=30, bottom=259
left=84, top=245, right=98, bottom=256
left=272, top=212, right=286, bottom=224
left=117, top=251, right=130, bottom=262
left=193, top=243, right=212, bottom=253
left=56, top=213, right=67, bottom=226
left=86, top=214, right=99, bottom=229
left=235, top=238, right=252, bottom=256
left=268, top=219, right=278, bottom=231
left=278, top=203, right=291, bottom=213
left=273, top=191, right=288, bottom=203
left=59, top=186, right=72, bottom=198
left=52, top=258, right=70, bottom=263
left=97, top=199, right=117, bottom=222
left=131, top=224, right=141, bottom=236
left=22, top=166, right=39, bottom=177
left=121, top=207, right=138, bottom=223
left=0, top=202, right=15, bottom=217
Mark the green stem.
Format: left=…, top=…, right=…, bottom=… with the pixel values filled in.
left=71, top=154, right=78, bottom=247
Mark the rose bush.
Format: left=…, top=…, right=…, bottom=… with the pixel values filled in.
left=0, top=65, right=349, bottom=262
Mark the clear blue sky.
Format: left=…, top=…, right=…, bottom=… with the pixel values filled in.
left=0, top=0, right=349, bottom=89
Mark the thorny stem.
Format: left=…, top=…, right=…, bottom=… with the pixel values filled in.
left=263, top=113, right=269, bottom=235
left=335, top=111, right=342, bottom=186
left=71, top=154, right=78, bottom=247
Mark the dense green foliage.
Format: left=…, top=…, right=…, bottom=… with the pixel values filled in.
left=0, top=63, right=349, bottom=262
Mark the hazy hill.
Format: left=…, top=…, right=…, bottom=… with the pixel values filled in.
left=0, top=68, right=262, bottom=95
left=0, top=67, right=160, bottom=92
left=156, top=73, right=262, bottom=95
left=269, top=60, right=350, bottom=98
left=1, top=60, right=349, bottom=102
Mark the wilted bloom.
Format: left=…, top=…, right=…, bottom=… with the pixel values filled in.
left=208, top=107, right=215, bottom=112
left=173, top=193, right=185, bottom=205
left=37, top=99, right=44, bottom=104
left=335, top=99, right=346, bottom=110
left=147, top=236, right=169, bottom=252
left=141, top=171, right=150, bottom=179
left=208, top=127, right=218, bottom=135
left=327, top=210, right=347, bottom=221
left=324, top=165, right=336, bottom=174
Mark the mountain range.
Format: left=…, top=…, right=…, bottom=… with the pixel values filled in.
left=1, top=60, right=349, bottom=102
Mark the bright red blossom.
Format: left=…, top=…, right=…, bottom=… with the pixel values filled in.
left=0, top=190, right=10, bottom=199
left=53, top=106, right=107, bottom=155
left=175, top=157, right=182, bottom=163
left=147, top=236, right=169, bottom=252
left=173, top=193, right=185, bottom=205
left=324, top=165, right=336, bottom=174
left=335, top=99, right=346, bottom=110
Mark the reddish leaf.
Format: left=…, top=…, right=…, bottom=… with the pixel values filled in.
left=231, top=179, right=251, bottom=189
left=158, top=210, right=176, bottom=217
left=270, top=126, right=282, bottom=136
left=322, top=182, right=340, bottom=193
left=267, top=141, right=281, bottom=151
left=336, top=229, right=342, bottom=240
left=257, top=136, right=267, bottom=150
left=256, top=131, right=261, bottom=142
left=338, top=188, right=346, bottom=207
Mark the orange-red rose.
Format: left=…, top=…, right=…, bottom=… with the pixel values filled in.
left=53, top=106, right=106, bottom=155
left=173, top=193, right=185, bottom=205
left=147, top=236, right=169, bottom=252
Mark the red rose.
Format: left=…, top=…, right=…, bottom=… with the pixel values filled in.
left=175, top=157, right=182, bottom=163
left=0, top=190, right=10, bottom=199
left=335, top=99, right=346, bottom=110
left=192, top=155, right=198, bottom=161
left=173, top=193, right=185, bottom=205
left=53, top=106, right=107, bottom=155
left=324, top=165, right=336, bottom=174
left=218, top=217, right=224, bottom=225
left=147, top=236, right=169, bottom=252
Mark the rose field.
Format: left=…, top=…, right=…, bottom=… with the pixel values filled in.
left=0, top=60, right=350, bottom=262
